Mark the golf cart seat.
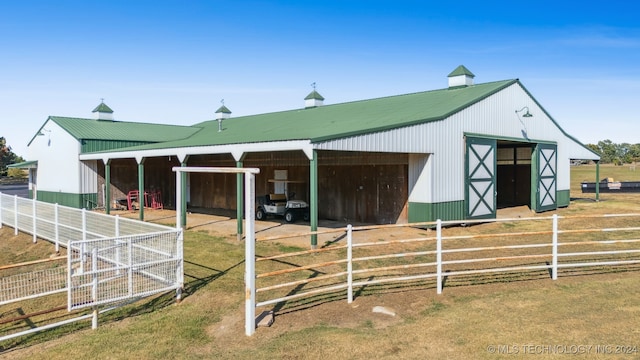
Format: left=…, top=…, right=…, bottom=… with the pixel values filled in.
left=266, top=193, right=287, bottom=206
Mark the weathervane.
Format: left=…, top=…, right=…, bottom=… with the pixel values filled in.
left=310, top=82, right=316, bottom=91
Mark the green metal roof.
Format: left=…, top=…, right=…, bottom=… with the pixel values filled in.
left=8, top=160, right=38, bottom=169
left=31, top=117, right=201, bottom=146
left=116, top=79, right=517, bottom=152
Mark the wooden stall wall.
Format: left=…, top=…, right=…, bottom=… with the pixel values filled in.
left=318, top=151, right=408, bottom=224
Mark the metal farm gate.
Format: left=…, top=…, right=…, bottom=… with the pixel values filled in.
left=67, top=231, right=183, bottom=310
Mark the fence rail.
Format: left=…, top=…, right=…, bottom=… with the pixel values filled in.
left=0, top=192, right=183, bottom=343
left=248, top=213, right=640, bottom=335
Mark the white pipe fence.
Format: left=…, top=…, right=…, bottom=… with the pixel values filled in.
left=0, top=192, right=183, bottom=343
left=247, top=213, right=640, bottom=336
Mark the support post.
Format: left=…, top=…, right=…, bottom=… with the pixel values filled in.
left=309, top=150, right=318, bottom=249
left=138, top=160, right=145, bottom=221
left=181, top=161, right=188, bottom=228
left=237, top=160, right=244, bottom=241
left=105, top=160, right=111, bottom=215
left=176, top=166, right=182, bottom=230
left=595, top=160, right=600, bottom=202
left=32, top=197, right=36, bottom=243
left=54, top=204, right=60, bottom=253
left=244, top=171, right=256, bottom=336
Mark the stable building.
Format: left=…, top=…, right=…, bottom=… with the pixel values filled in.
left=19, top=66, right=600, bottom=233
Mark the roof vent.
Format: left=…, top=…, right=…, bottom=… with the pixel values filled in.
left=92, top=99, right=114, bottom=121
left=215, top=100, right=231, bottom=132
left=447, top=65, right=475, bottom=88
left=304, top=83, right=324, bottom=108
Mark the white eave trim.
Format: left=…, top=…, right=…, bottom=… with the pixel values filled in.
left=79, top=140, right=316, bottom=162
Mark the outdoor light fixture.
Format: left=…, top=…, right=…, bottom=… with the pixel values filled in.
left=515, top=106, right=533, bottom=118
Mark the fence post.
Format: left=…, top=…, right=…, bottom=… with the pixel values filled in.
left=0, top=193, right=3, bottom=229
left=32, top=197, right=37, bottom=243
left=14, top=195, right=18, bottom=236
left=347, top=224, right=353, bottom=304
left=436, top=219, right=443, bottom=294
left=54, top=204, right=59, bottom=253
left=552, top=214, right=558, bottom=280
left=82, top=208, right=87, bottom=242
left=244, top=171, right=256, bottom=336
left=115, top=215, right=121, bottom=275
left=91, top=247, right=99, bottom=329
left=176, top=229, right=184, bottom=303
left=67, top=242, right=73, bottom=311
left=128, top=237, right=134, bottom=297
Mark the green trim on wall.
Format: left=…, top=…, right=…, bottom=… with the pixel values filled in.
left=408, top=200, right=466, bottom=222
left=557, top=189, right=570, bottom=207
left=463, top=132, right=557, bottom=146
left=37, top=190, right=98, bottom=209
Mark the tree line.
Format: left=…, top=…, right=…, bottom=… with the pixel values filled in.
left=586, top=140, right=640, bottom=165
left=0, top=137, right=25, bottom=177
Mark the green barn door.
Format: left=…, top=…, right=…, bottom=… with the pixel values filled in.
left=465, top=137, right=497, bottom=219
left=533, top=143, right=557, bottom=212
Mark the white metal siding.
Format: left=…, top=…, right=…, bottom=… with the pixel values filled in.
left=80, top=160, right=98, bottom=193
left=408, top=154, right=431, bottom=203
left=26, top=120, right=82, bottom=193
left=316, top=82, right=593, bottom=203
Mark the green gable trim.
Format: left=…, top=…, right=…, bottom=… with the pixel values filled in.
left=463, top=132, right=558, bottom=146
left=409, top=200, right=466, bottom=222
left=37, top=190, right=98, bottom=210
left=515, top=82, right=600, bottom=160
left=448, top=65, right=475, bottom=78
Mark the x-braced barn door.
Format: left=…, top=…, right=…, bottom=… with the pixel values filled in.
left=533, top=143, right=557, bottom=212
left=466, top=137, right=497, bottom=219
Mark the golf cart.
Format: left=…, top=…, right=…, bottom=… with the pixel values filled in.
left=256, top=193, right=310, bottom=223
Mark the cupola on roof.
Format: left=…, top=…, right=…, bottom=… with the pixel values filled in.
left=304, top=88, right=325, bottom=108
left=447, top=65, right=475, bottom=88
left=92, top=100, right=114, bottom=121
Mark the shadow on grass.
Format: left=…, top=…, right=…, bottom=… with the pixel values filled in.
left=183, top=259, right=245, bottom=296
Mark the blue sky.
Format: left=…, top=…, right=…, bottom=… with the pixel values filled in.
left=1, top=1, right=639, bottom=157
